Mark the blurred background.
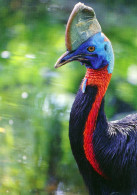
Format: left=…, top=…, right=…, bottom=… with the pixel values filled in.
left=0, top=0, right=137, bottom=194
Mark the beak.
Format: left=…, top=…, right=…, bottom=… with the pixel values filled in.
left=54, top=50, right=86, bottom=68
left=55, top=51, right=75, bottom=68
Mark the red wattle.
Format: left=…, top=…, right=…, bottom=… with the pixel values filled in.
left=83, top=66, right=112, bottom=177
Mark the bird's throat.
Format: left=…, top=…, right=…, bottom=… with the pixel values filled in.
left=83, top=66, right=112, bottom=177
left=82, top=66, right=112, bottom=91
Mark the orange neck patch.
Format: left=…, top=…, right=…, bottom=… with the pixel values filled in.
left=83, top=66, right=112, bottom=177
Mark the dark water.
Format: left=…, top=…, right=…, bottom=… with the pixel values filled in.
left=0, top=1, right=137, bottom=194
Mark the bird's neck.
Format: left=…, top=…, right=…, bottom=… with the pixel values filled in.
left=69, top=65, right=112, bottom=179
left=83, top=65, right=112, bottom=177
left=83, top=66, right=112, bottom=91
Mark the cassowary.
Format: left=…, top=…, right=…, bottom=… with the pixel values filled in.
left=55, top=3, right=137, bottom=195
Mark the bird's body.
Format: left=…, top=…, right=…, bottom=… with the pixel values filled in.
left=69, top=66, right=137, bottom=195
left=55, top=3, right=137, bottom=194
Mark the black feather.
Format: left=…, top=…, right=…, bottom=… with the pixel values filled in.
left=69, top=85, right=137, bottom=195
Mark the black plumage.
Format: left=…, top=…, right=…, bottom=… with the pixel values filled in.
left=69, top=85, right=137, bottom=195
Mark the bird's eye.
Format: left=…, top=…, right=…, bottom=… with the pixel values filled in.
left=87, top=46, right=95, bottom=52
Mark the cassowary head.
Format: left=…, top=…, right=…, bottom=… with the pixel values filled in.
left=55, top=3, right=114, bottom=74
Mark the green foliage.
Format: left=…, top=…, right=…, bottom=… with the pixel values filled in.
left=0, top=1, right=136, bottom=194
